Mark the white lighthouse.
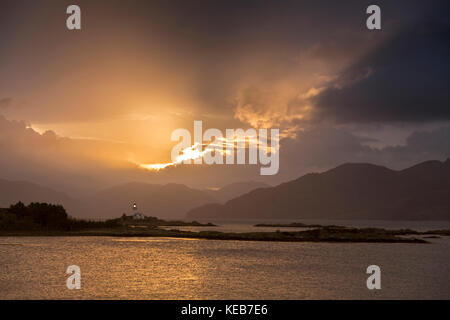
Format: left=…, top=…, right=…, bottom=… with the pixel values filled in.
left=132, top=203, right=145, bottom=220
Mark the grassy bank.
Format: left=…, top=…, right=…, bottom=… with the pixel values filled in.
left=0, top=225, right=431, bottom=243
left=255, top=222, right=450, bottom=237
left=2, top=202, right=445, bottom=243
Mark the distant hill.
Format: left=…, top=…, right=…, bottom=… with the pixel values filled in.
left=81, top=182, right=215, bottom=219
left=206, top=181, right=270, bottom=203
left=0, top=178, right=75, bottom=209
left=187, top=159, right=450, bottom=220
left=0, top=179, right=215, bottom=220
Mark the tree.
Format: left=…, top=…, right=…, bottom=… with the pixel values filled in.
left=9, top=202, right=27, bottom=219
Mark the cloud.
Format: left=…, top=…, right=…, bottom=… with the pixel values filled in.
left=0, top=98, right=11, bottom=109
left=1, top=0, right=450, bottom=195
left=382, top=126, right=450, bottom=166
left=233, top=86, right=316, bottom=132
left=0, top=113, right=269, bottom=192
left=0, top=113, right=174, bottom=194
left=1, top=108, right=450, bottom=195
left=278, top=127, right=376, bottom=179
left=313, top=12, right=450, bottom=124
left=0, top=0, right=388, bottom=127
left=278, top=124, right=450, bottom=181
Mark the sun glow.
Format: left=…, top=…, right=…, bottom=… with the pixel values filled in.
left=137, top=143, right=212, bottom=172
left=136, top=131, right=280, bottom=173
left=138, top=163, right=174, bottom=171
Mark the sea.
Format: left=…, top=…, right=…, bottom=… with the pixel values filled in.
left=1, top=220, right=449, bottom=299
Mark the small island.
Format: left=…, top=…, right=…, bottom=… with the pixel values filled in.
left=1, top=202, right=448, bottom=243
left=254, top=222, right=450, bottom=237
left=255, top=222, right=346, bottom=228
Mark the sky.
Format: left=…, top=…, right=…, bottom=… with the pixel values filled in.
left=1, top=0, right=449, bottom=195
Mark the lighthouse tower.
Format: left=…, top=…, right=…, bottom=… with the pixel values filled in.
left=132, top=203, right=145, bottom=220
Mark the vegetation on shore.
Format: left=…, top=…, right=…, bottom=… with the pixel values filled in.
left=0, top=202, right=215, bottom=232
left=0, top=226, right=429, bottom=243
left=120, top=215, right=216, bottom=227
left=254, top=222, right=450, bottom=236
left=255, top=222, right=346, bottom=228
left=1, top=202, right=448, bottom=243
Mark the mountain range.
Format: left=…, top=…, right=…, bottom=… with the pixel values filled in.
left=2, top=159, right=450, bottom=220
left=204, top=181, right=270, bottom=203
left=0, top=179, right=77, bottom=210
left=187, top=159, right=450, bottom=220
left=0, top=179, right=266, bottom=219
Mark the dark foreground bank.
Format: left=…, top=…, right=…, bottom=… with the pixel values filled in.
left=2, top=201, right=449, bottom=243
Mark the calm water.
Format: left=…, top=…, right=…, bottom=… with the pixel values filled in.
left=162, top=219, right=450, bottom=233
left=1, top=221, right=449, bottom=299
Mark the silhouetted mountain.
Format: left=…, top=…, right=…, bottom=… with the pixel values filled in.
left=206, top=181, right=270, bottom=203
left=0, top=178, right=75, bottom=209
left=0, top=179, right=216, bottom=220
left=187, top=159, right=450, bottom=220
left=82, top=182, right=215, bottom=219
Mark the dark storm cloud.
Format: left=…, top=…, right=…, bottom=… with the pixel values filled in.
left=277, top=127, right=375, bottom=181
left=314, top=3, right=450, bottom=124
left=1, top=0, right=450, bottom=193
left=278, top=124, right=450, bottom=182
left=383, top=126, right=450, bottom=163
left=0, top=0, right=430, bottom=123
